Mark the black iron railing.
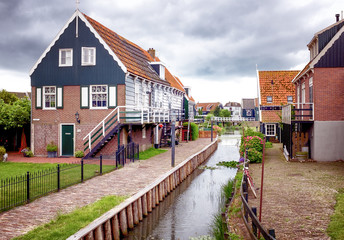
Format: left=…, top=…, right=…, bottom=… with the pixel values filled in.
left=0, top=157, right=118, bottom=212
left=116, top=142, right=139, bottom=167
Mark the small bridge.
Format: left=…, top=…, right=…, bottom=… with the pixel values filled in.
left=212, top=116, right=256, bottom=122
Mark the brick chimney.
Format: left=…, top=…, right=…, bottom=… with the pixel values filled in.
left=336, top=13, right=340, bottom=22
left=148, top=48, right=156, bottom=59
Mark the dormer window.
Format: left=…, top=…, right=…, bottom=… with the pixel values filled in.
left=59, top=49, right=73, bottom=67
left=82, top=47, right=96, bottom=66
left=150, top=62, right=165, bottom=80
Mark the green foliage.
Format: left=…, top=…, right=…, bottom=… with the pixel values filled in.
left=189, top=235, right=215, bottom=240
left=0, top=98, right=31, bottom=130
left=222, top=178, right=234, bottom=201
left=0, top=146, right=6, bottom=157
left=240, top=128, right=264, bottom=163
left=327, top=188, right=344, bottom=239
left=205, top=113, right=214, bottom=121
left=139, top=147, right=167, bottom=160
left=198, top=108, right=203, bottom=116
left=211, top=212, right=225, bottom=240
left=0, top=90, right=18, bottom=104
left=14, top=195, right=127, bottom=240
left=265, top=141, right=273, bottom=148
left=46, top=142, right=58, bottom=152
left=219, top=109, right=231, bottom=117
left=211, top=106, right=221, bottom=117
left=216, top=161, right=238, bottom=168
left=74, top=151, right=84, bottom=158
left=183, top=122, right=199, bottom=140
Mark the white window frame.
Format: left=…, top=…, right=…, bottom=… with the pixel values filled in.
left=135, top=80, right=140, bottom=107
left=90, top=85, right=108, bottom=109
left=267, top=96, right=272, bottom=103
left=59, top=49, right=73, bottom=67
left=265, top=124, right=276, bottom=136
left=43, top=86, right=56, bottom=110
left=82, top=47, right=96, bottom=66
left=301, top=82, right=306, bottom=103
left=287, top=96, right=293, bottom=103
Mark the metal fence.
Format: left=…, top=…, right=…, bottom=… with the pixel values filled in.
left=0, top=152, right=134, bottom=212
left=116, top=142, right=139, bottom=167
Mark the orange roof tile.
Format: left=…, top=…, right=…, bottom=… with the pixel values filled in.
left=196, top=102, right=222, bottom=111
left=83, top=13, right=164, bottom=83
left=165, top=68, right=185, bottom=92
left=259, top=71, right=299, bottom=105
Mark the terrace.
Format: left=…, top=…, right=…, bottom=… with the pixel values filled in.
left=282, top=103, right=314, bottom=123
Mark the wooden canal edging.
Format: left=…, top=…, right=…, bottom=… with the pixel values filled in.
left=67, top=139, right=218, bottom=240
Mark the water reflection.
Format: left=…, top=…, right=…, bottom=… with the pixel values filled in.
left=125, top=135, right=240, bottom=239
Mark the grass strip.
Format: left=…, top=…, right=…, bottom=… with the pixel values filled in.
left=327, top=188, right=344, bottom=239
left=139, top=147, right=167, bottom=160
left=14, top=195, right=127, bottom=240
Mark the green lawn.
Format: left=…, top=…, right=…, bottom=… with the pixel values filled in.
left=14, top=195, right=127, bottom=240
left=139, top=147, right=168, bottom=160
left=327, top=188, right=344, bottom=239
left=0, top=162, right=115, bottom=212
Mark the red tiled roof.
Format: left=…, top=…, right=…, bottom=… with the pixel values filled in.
left=259, top=71, right=299, bottom=105
left=165, top=68, right=185, bottom=92
left=196, top=102, right=222, bottom=111
left=261, top=110, right=281, bottom=123
left=83, top=13, right=163, bottom=83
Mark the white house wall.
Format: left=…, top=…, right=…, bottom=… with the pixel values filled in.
left=125, top=75, right=135, bottom=106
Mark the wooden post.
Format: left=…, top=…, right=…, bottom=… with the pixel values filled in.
left=138, top=198, right=143, bottom=221
left=127, top=204, right=134, bottom=229
left=142, top=194, right=148, bottom=216
left=85, top=232, right=94, bottom=240
left=119, top=209, right=128, bottom=236
left=155, top=186, right=159, bottom=205
left=252, top=207, right=257, bottom=237
left=111, top=215, right=120, bottom=240
left=133, top=200, right=139, bottom=225
left=104, top=220, right=112, bottom=240
left=94, top=226, right=103, bottom=240
left=152, top=188, right=156, bottom=208
left=147, top=190, right=152, bottom=212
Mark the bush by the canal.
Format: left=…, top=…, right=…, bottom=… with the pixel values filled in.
left=240, top=128, right=264, bottom=163
left=183, top=122, right=199, bottom=140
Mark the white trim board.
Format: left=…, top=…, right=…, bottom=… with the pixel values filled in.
left=30, top=10, right=127, bottom=76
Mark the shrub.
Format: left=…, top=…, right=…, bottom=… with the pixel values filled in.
left=265, top=141, right=273, bottom=148
left=46, top=141, right=58, bottom=152
left=183, top=122, right=199, bottom=140
left=26, top=150, right=34, bottom=157
left=75, top=150, right=84, bottom=158
left=0, top=146, right=6, bottom=159
left=21, top=147, right=34, bottom=157
left=247, top=148, right=262, bottom=163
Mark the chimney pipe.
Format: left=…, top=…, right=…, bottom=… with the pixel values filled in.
left=148, top=48, right=156, bottom=59
left=336, top=13, right=340, bottom=22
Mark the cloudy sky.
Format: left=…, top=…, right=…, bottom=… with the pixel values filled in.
left=0, top=0, right=343, bottom=104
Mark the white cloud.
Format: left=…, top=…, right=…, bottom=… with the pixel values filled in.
left=0, top=69, right=31, bottom=92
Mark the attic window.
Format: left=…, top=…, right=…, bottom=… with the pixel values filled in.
left=59, top=49, right=73, bottom=67
left=267, top=96, right=272, bottom=103
left=159, top=65, right=165, bottom=80
left=82, top=47, right=96, bottom=66
left=287, top=96, right=293, bottom=103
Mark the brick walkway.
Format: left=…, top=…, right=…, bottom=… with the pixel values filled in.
left=0, top=138, right=213, bottom=240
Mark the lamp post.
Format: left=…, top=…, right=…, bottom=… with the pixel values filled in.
left=75, top=111, right=80, bottom=124
left=171, top=117, right=176, bottom=167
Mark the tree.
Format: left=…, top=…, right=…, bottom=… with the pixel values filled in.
left=211, top=106, right=221, bottom=117
left=0, top=98, right=31, bottom=130
left=0, top=90, right=18, bottom=104
left=198, top=108, right=203, bottom=116
left=220, top=109, right=231, bottom=118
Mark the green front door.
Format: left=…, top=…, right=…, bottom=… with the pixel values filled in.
left=62, top=125, right=74, bottom=156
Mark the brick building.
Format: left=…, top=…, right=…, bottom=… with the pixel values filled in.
left=30, top=10, right=193, bottom=158
left=258, top=71, right=299, bottom=142
left=282, top=15, right=344, bottom=161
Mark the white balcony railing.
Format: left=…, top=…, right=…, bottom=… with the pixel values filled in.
left=282, top=103, right=314, bottom=124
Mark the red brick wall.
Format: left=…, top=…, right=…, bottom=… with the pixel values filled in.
left=314, top=68, right=344, bottom=121
left=31, top=85, right=127, bottom=156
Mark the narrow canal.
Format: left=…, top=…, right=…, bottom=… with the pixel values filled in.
left=125, top=134, right=241, bottom=239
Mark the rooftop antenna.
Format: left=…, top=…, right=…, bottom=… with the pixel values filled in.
left=76, top=0, right=80, bottom=10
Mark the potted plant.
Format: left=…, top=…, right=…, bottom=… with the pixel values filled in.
left=0, top=146, right=6, bottom=162
left=46, top=141, right=58, bottom=158
left=21, top=147, right=34, bottom=157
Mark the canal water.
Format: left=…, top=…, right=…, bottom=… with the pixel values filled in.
left=125, top=134, right=241, bottom=239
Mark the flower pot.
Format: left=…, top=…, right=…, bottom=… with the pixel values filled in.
left=48, top=151, right=57, bottom=158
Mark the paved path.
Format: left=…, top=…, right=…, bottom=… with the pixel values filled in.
left=0, top=138, right=213, bottom=240
left=249, top=144, right=344, bottom=240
